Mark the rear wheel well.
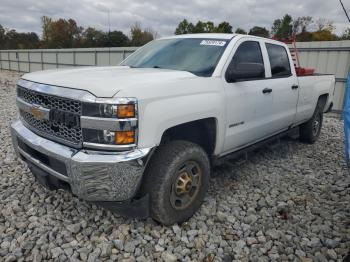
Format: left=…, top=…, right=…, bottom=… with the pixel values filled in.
left=160, top=118, right=217, bottom=156
left=317, top=94, right=328, bottom=111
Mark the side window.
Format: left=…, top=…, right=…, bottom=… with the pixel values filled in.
left=226, top=41, right=265, bottom=81
left=266, top=43, right=291, bottom=77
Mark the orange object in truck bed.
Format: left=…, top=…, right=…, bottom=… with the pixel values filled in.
left=295, top=67, right=315, bottom=76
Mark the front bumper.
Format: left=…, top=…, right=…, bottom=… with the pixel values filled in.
left=11, top=120, right=153, bottom=203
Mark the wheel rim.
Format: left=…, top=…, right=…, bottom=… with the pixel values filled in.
left=170, top=161, right=202, bottom=210
left=312, top=113, right=321, bottom=136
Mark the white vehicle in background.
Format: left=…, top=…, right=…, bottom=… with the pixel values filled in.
left=11, top=33, right=335, bottom=225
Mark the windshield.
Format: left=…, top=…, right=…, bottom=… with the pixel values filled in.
left=121, top=38, right=229, bottom=77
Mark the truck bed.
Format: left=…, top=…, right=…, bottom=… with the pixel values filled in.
left=295, top=74, right=335, bottom=123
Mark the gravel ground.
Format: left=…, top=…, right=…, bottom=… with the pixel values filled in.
left=0, top=69, right=349, bottom=262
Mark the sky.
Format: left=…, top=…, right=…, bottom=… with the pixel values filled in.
left=0, top=0, right=349, bottom=37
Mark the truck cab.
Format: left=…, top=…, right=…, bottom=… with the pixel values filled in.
left=11, top=34, right=335, bottom=225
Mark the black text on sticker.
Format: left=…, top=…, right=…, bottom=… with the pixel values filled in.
left=200, top=40, right=226, bottom=46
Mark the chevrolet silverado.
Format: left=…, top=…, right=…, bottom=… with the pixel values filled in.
left=11, top=34, right=335, bottom=225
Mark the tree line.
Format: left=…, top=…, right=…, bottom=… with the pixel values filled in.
left=0, top=14, right=349, bottom=50
left=175, top=15, right=350, bottom=41
left=0, top=17, right=157, bottom=49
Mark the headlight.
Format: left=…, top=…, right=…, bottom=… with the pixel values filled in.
left=81, top=99, right=138, bottom=149
left=82, top=103, right=136, bottom=118
left=82, top=129, right=136, bottom=146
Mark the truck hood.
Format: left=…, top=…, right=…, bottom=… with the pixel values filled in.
left=21, top=66, right=196, bottom=97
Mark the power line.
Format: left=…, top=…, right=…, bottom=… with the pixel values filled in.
left=339, top=0, right=350, bottom=23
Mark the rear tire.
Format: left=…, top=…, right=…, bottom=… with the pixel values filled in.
left=299, top=102, right=324, bottom=144
left=142, top=140, right=210, bottom=225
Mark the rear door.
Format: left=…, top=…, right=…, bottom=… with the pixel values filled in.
left=262, top=42, right=299, bottom=131
left=222, top=38, right=275, bottom=152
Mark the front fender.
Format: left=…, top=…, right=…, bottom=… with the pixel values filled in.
left=137, top=92, right=225, bottom=155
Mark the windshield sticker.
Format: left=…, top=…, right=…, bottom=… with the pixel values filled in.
left=200, top=40, right=227, bottom=46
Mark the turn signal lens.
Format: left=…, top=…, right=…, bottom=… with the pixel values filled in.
left=115, top=131, right=135, bottom=144
left=117, top=104, right=135, bottom=118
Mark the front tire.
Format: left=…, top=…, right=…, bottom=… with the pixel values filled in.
left=142, top=140, right=210, bottom=225
left=299, top=103, right=323, bottom=144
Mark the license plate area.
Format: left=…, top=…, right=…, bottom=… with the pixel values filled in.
left=17, top=138, right=68, bottom=177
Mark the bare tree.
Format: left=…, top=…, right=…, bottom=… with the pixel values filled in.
left=293, top=16, right=313, bottom=34
left=314, top=18, right=335, bottom=32
left=130, top=22, right=158, bottom=46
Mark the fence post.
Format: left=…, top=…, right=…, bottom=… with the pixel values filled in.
left=95, top=50, right=97, bottom=66
left=8, top=52, right=10, bottom=70
left=41, top=51, right=44, bottom=70
left=73, top=50, right=76, bottom=67
left=56, top=51, right=58, bottom=68
left=343, top=71, right=350, bottom=166
left=17, top=52, right=20, bottom=72
left=28, top=51, right=31, bottom=72
left=0, top=51, right=2, bottom=70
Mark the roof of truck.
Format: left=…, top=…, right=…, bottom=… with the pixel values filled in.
left=159, top=33, right=237, bottom=40
left=158, top=33, right=283, bottom=44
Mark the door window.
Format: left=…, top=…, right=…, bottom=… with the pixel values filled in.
left=266, top=43, right=291, bottom=77
left=226, top=41, right=265, bottom=81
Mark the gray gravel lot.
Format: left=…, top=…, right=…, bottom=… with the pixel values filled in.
left=0, top=70, right=349, bottom=262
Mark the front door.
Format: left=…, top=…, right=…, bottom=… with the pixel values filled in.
left=222, top=39, right=274, bottom=152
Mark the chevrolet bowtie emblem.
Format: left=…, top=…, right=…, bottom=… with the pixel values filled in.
left=30, top=105, right=45, bottom=120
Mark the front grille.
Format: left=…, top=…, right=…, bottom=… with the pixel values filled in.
left=17, top=86, right=83, bottom=146
left=17, top=86, right=82, bottom=114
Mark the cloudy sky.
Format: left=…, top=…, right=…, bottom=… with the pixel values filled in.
left=0, top=0, right=349, bottom=37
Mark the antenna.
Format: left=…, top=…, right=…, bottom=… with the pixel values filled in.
left=246, top=0, right=257, bottom=34
left=107, top=10, right=111, bottom=47
left=108, top=10, right=111, bottom=32
left=339, top=0, right=350, bottom=23
left=107, top=9, right=111, bottom=64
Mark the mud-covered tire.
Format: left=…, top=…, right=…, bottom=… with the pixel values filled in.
left=299, top=102, right=324, bottom=144
left=142, top=140, right=210, bottom=225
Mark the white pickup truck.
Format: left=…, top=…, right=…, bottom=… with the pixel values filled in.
left=11, top=33, right=335, bottom=225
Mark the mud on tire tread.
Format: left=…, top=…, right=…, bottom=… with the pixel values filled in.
left=142, top=140, right=210, bottom=225
left=299, top=100, right=324, bottom=144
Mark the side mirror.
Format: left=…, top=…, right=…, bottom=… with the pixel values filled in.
left=225, top=62, right=265, bottom=82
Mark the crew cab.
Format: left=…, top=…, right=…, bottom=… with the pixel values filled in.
left=11, top=34, right=335, bottom=225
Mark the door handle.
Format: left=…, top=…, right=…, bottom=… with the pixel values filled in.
left=262, top=88, right=272, bottom=94
left=291, top=84, right=299, bottom=90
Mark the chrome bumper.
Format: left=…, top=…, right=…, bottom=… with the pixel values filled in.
left=11, top=120, right=153, bottom=202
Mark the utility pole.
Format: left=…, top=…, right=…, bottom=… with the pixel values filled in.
left=107, top=9, right=111, bottom=65
left=339, top=0, right=350, bottom=23
left=108, top=10, right=111, bottom=47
